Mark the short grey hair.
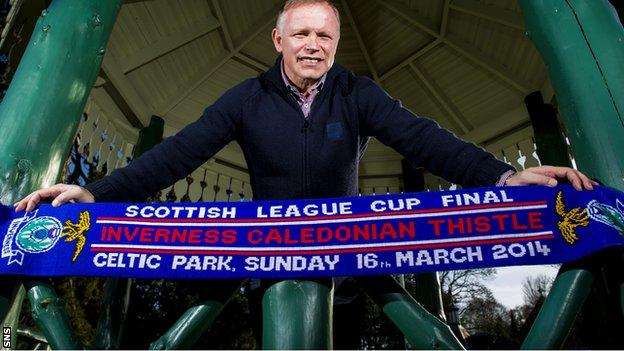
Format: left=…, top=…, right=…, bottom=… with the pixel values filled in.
left=275, top=0, right=341, bottom=33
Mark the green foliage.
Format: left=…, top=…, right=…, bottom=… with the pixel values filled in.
left=54, top=278, right=103, bottom=346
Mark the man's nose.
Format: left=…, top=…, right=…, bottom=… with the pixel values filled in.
left=305, top=34, right=319, bottom=50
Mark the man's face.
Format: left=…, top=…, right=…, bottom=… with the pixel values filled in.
left=272, top=3, right=340, bottom=90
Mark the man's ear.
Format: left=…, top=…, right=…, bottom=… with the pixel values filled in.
left=272, top=28, right=282, bottom=52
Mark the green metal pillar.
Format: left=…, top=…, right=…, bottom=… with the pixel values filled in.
left=520, top=0, right=624, bottom=189
left=149, top=300, right=227, bottom=350
left=93, top=278, right=132, bottom=350
left=0, top=0, right=124, bottom=204
left=524, top=90, right=591, bottom=348
left=24, top=281, right=83, bottom=349
left=519, top=0, right=624, bottom=348
left=0, top=0, right=123, bottom=347
left=133, top=116, right=165, bottom=158
left=521, top=269, right=593, bottom=349
left=262, top=279, right=334, bottom=349
left=360, top=276, right=464, bottom=350
left=148, top=279, right=244, bottom=350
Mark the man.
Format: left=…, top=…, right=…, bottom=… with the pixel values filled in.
left=14, top=0, right=595, bottom=211
left=13, top=0, right=595, bottom=347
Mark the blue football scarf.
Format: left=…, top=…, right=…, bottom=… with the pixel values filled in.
left=1, top=185, right=623, bottom=279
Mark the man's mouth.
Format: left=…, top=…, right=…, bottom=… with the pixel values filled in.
left=298, top=57, right=323, bottom=64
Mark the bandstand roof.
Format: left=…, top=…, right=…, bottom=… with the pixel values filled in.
left=92, top=0, right=550, bottom=197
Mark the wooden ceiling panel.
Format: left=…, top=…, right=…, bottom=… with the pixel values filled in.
left=183, top=29, right=228, bottom=68
left=460, top=80, right=523, bottom=128
left=447, top=8, right=545, bottom=88
left=164, top=99, right=206, bottom=130
left=333, top=1, right=373, bottom=77
left=361, top=137, right=402, bottom=163
left=357, top=71, right=448, bottom=164
left=403, top=0, right=445, bottom=29
left=113, top=1, right=219, bottom=77
left=383, top=63, right=461, bottom=134
left=349, top=0, right=432, bottom=74
left=503, top=35, right=548, bottom=88
left=124, top=63, right=168, bottom=112
left=240, top=30, right=279, bottom=69
left=218, top=0, right=281, bottom=47
left=165, top=59, right=258, bottom=127
left=126, top=30, right=228, bottom=112
left=198, top=59, right=259, bottom=95
left=481, top=0, right=521, bottom=12
left=140, top=1, right=198, bottom=36
left=336, top=51, right=370, bottom=77
left=419, top=46, right=520, bottom=128
left=173, top=0, right=214, bottom=26
left=110, top=4, right=153, bottom=57
left=335, top=29, right=370, bottom=76
left=122, top=2, right=173, bottom=45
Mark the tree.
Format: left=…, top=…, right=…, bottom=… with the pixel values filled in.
left=440, top=268, right=497, bottom=313
left=461, top=287, right=516, bottom=349
left=521, top=274, right=552, bottom=307
left=515, top=273, right=553, bottom=333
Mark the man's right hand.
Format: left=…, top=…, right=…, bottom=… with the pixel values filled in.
left=14, top=184, right=95, bottom=212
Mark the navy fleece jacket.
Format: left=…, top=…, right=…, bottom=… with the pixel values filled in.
left=85, top=58, right=513, bottom=202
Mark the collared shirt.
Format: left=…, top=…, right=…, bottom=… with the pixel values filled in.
left=281, top=59, right=327, bottom=118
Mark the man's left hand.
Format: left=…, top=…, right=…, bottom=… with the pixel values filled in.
left=505, top=166, right=598, bottom=190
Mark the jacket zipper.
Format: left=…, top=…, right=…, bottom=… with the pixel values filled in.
left=301, top=118, right=310, bottom=196
left=301, top=84, right=331, bottom=196
left=286, top=85, right=328, bottom=197
left=284, top=93, right=311, bottom=197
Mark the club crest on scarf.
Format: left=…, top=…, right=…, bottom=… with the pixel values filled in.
left=1, top=210, right=91, bottom=266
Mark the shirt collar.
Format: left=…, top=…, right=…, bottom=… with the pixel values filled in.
left=280, top=58, right=326, bottom=96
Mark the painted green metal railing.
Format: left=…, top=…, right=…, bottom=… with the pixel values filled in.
left=0, top=0, right=623, bottom=349
left=0, top=0, right=122, bottom=349
left=519, top=0, right=624, bottom=349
